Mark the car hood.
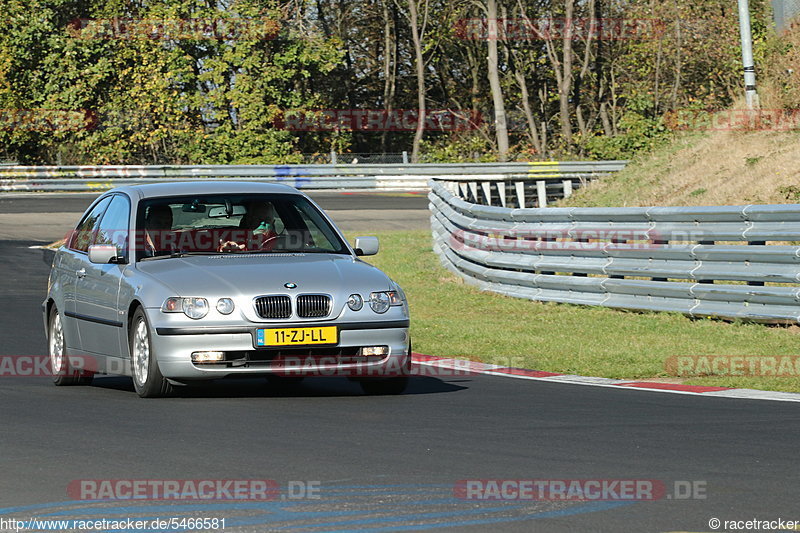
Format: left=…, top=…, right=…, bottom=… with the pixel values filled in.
left=136, top=253, right=394, bottom=297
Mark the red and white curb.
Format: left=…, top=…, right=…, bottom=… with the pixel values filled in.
left=411, top=354, right=800, bottom=403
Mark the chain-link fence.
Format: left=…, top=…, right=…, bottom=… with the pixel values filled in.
left=773, top=0, right=800, bottom=31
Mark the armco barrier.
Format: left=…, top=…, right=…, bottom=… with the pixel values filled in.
left=0, top=161, right=626, bottom=194
left=429, top=180, right=800, bottom=324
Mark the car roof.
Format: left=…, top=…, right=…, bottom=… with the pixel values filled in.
left=109, top=180, right=303, bottom=200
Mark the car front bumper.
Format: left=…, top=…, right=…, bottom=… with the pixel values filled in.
left=150, top=320, right=411, bottom=380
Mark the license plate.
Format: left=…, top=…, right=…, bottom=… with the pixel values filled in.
left=257, top=326, right=338, bottom=347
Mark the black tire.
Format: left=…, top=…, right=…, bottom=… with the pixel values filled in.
left=129, top=307, right=172, bottom=398
left=359, top=342, right=411, bottom=395
left=359, top=377, right=409, bottom=395
left=48, top=306, right=93, bottom=386
left=265, top=374, right=305, bottom=388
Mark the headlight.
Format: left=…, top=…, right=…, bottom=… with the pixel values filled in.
left=369, top=292, right=390, bottom=313
left=182, top=298, right=209, bottom=319
left=162, top=297, right=209, bottom=319
left=368, top=291, right=402, bottom=314
left=216, top=298, right=235, bottom=315
left=347, top=294, right=363, bottom=311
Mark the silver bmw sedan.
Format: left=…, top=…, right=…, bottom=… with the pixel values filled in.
left=43, top=181, right=411, bottom=397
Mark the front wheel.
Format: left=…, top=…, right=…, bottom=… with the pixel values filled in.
left=129, top=307, right=172, bottom=398
left=359, top=377, right=409, bottom=395
left=359, top=346, right=411, bottom=395
left=266, top=374, right=304, bottom=386
left=48, top=307, right=93, bottom=386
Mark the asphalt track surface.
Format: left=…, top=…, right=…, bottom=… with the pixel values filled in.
left=0, top=192, right=431, bottom=241
left=0, top=191, right=431, bottom=214
left=0, top=194, right=798, bottom=532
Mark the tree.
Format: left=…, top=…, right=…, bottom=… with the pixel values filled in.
left=485, top=0, right=509, bottom=161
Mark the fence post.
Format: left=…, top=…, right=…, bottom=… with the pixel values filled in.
left=330, top=151, right=337, bottom=164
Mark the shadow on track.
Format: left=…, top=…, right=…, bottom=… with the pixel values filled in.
left=87, top=375, right=469, bottom=398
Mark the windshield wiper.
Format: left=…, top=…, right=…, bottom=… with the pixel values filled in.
left=140, top=251, right=223, bottom=261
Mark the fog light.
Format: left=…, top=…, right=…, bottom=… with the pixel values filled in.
left=216, top=298, right=235, bottom=315
left=347, top=294, right=363, bottom=311
left=192, top=351, right=225, bottom=363
left=361, top=346, right=389, bottom=357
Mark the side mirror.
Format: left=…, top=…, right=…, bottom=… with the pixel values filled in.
left=88, top=244, right=120, bottom=264
left=354, top=236, right=379, bottom=256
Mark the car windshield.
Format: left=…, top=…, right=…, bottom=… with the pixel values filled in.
left=136, top=193, right=348, bottom=260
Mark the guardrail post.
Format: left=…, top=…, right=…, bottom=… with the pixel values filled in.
left=468, top=182, right=479, bottom=204
left=481, top=182, right=492, bottom=206
left=540, top=235, right=555, bottom=275
left=402, top=151, right=409, bottom=164
left=748, top=241, right=766, bottom=286
left=650, top=239, right=669, bottom=282
left=609, top=238, right=626, bottom=279
left=497, top=182, right=507, bottom=207
left=536, top=180, right=547, bottom=207
left=574, top=235, right=589, bottom=277
left=698, top=240, right=715, bottom=283
left=562, top=179, right=573, bottom=198
left=515, top=181, right=525, bottom=208
left=330, top=151, right=337, bottom=164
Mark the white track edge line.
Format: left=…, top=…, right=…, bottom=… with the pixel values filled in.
left=412, top=360, right=800, bottom=403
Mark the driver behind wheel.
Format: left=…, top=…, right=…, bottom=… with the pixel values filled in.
left=217, top=201, right=278, bottom=252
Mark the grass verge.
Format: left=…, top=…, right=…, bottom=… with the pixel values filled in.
left=562, top=128, right=800, bottom=207
left=355, top=230, right=800, bottom=393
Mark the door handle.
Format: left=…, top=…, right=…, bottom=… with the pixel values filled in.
left=76, top=268, right=86, bottom=279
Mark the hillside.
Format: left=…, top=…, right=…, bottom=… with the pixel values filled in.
left=563, top=128, right=800, bottom=207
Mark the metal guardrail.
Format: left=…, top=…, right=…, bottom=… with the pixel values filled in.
left=0, top=161, right=626, bottom=193
left=430, top=180, right=800, bottom=324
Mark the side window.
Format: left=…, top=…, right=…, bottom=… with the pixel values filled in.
left=287, top=201, right=340, bottom=252
left=95, top=195, right=131, bottom=261
left=69, top=196, right=112, bottom=253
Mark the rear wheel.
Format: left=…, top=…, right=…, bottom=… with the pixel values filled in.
left=48, top=306, right=93, bottom=386
left=130, top=307, right=172, bottom=398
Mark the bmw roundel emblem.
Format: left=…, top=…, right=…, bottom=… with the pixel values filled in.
left=284, top=282, right=298, bottom=289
